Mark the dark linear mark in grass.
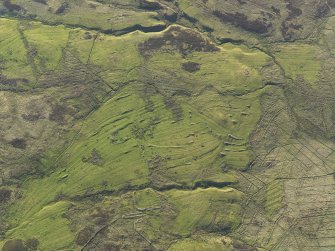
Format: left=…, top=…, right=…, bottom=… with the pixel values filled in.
left=17, top=25, right=39, bottom=80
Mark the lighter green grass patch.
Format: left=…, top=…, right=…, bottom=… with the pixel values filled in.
left=275, top=43, right=322, bottom=86
left=0, top=18, right=35, bottom=83
left=6, top=201, right=75, bottom=251
left=147, top=43, right=270, bottom=95
left=265, top=180, right=284, bottom=218
left=165, top=188, right=244, bottom=236
left=90, top=31, right=146, bottom=87
left=23, top=22, right=70, bottom=71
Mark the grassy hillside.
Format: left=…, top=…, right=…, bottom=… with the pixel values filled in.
left=0, top=0, right=335, bottom=250
left=0, top=18, right=271, bottom=249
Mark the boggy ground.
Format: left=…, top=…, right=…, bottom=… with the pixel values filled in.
left=0, top=1, right=335, bottom=251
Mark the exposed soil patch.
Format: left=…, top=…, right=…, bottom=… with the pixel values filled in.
left=138, top=26, right=219, bottom=57
left=9, top=138, right=27, bottom=149
left=213, top=11, right=272, bottom=34
left=182, top=61, right=201, bottom=73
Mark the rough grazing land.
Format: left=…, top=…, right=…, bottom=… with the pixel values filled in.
left=0, top=0, right=334, bottom=250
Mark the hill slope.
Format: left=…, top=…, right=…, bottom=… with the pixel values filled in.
left=0, top=0, right=335, bottom=250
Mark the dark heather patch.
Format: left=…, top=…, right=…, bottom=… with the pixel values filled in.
left=145, top=99, right=155, bottom=112
left=148, top=155, right=167, bottom=171
left=164, top=97, right=183, bottom=121
left=213, top=11, right=272, bottom=34
left=22, top=113, right=43, bottom=122
left=148, top=155, right=170, bottom=188
left=182, top=11, right=199, bottom=24
left=10, top=138, right=27, bottom=149
left=232, top=240, right=257, bottom=251
left=138, top=26, right=219, bottom=57
left=76, top=226, right=95, bottom=246
left=0, top=74, right=17, bottom=86
left=281, top=0, right=303, bottom=40
left=0, top=74, right=28, bottom=87
left=329, top=0, right=335, bottom=8
left=32, top=0, right=47, bottom=4
left=286, top=0, right=302, bottom=20
left=281, top=22, right=290, bottom=39
left=281, top=21, right=303, bottom=40
left=2, top=0, right=22, bottom=12
left=289, top=23, right=303, bottom=30
left=24, top=238, right=40, bottom=250
left=271, top=6, right=281, bottom=15
left=314, top=2, right=330, bottom=18
left=54, top=2, right=69, bottom=15
left=82, top=149, right=105, bottom=166
left=83, top=32, right=93, bottom=40
left=139, top=0, right=163, bottom=10
left=49, top=104, right=67, bottom=123
left=0, top=189, right=11, bottom=203
left=164, top=11, right=178, bottom=22
left=182, top=61, right=201, bottom=73
left=173, top=89, right=192, bottom=97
